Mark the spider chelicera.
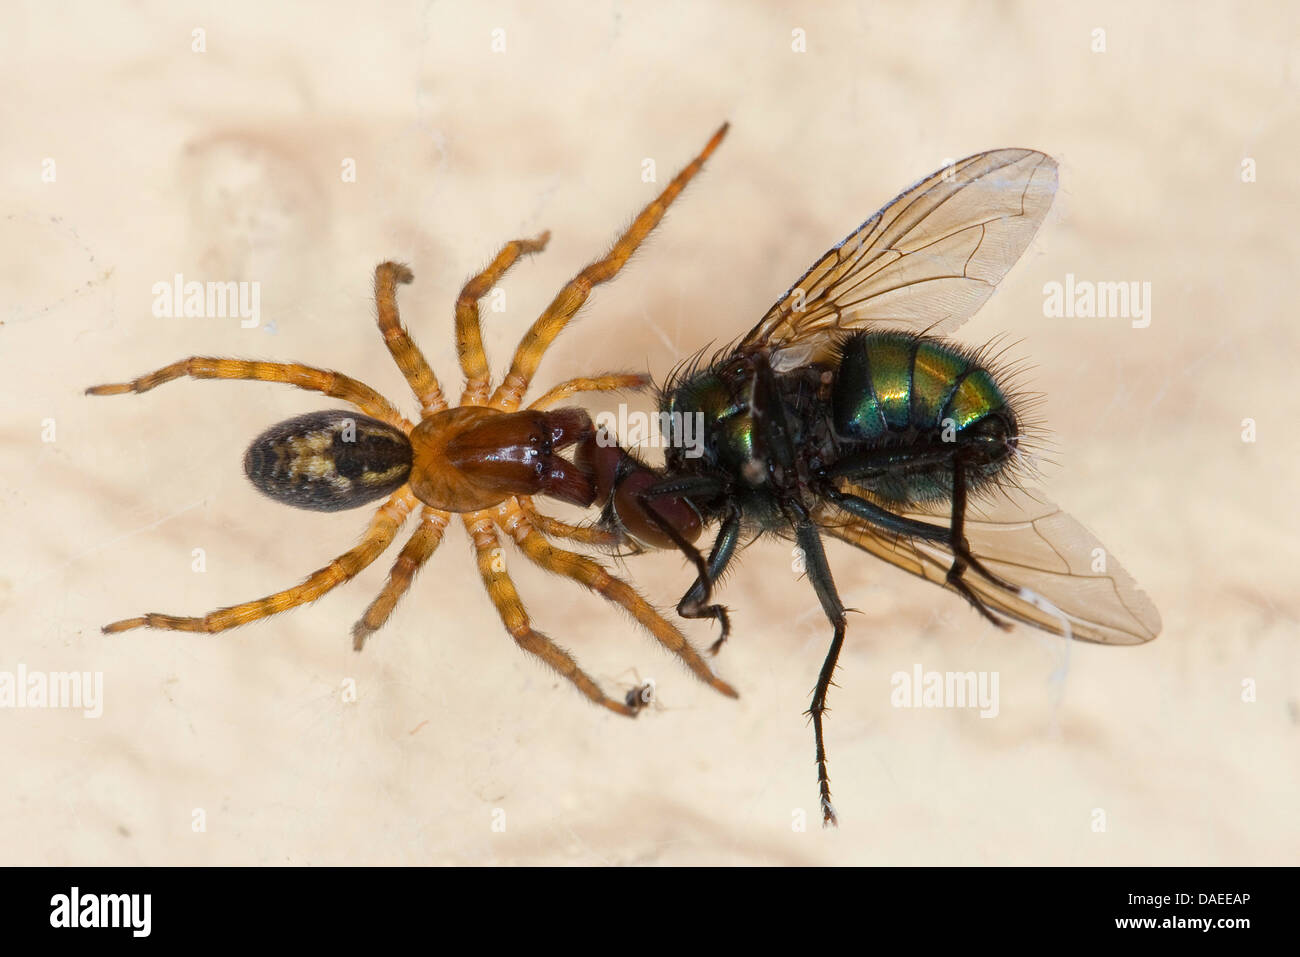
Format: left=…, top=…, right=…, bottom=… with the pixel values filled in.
left=88, top=124, right=735, bottom=716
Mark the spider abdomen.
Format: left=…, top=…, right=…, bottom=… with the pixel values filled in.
left=244, top=410, right=412, bottom=512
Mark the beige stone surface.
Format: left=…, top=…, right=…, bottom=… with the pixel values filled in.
left=1, top=1, right=1296, bottom=864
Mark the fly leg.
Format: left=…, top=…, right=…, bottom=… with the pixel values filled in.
left=675, top=504, right=741, bottom=654
left=944, top=455, right=1014, bottom=630
left=821, top=472, right=1013, bottom=629
left=636, top=476, right=732, bottom=643
left=783, top=498, right=847, bottom=828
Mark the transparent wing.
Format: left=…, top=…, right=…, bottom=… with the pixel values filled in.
left=820, top=485, right=1160, bottom=645
left=743, top=150, right=1058, bottom=368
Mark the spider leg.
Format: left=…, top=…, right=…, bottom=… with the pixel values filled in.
left=491, top=123, right=729, bottom=412
left=455, top=232, right=551, bottom=406
left=516, top=497, right=622, bottom=548
left=464, top=511, right=634, bottom=716
left=86, top=357, right=411, bottom=431
left=526, top=372, right=651, bottom=411
left=374, top=262, right=446, bottom=415
left=497, top=499, right=738, bottom=700
left=352, top=506, right=451, bottom=650
left=102, top=488, right=417, bottom=635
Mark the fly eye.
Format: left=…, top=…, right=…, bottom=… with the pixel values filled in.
left=714, top=362, right=743, bottom=387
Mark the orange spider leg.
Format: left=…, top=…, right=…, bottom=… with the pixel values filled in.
left=455, top=232, right=551, bottom=406
left=516, top=496, right=622, bottom=548
left=352, top=506, right=451, bottom=650
left=85, top=357, right=410, bottom=431
left=102, top=488, right=417, bottom=634
left=491, top=123, right=729, bottom=412
left=375, top=262, right=446, bottom=415
left=526, top=372, right=651, bottom=411
left=464, top=510, right=634, bottom=717
left=497, top=500, right=738, bottom=699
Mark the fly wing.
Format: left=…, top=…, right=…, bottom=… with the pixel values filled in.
left=820, top=485, right=1161, bottom=645
left=742, top=150, right=1058, bottom=369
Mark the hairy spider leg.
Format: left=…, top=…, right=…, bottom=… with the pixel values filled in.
left=526, top=372, right=651, bottom=411
left=515, top=497, right=622, bottom=548
left=374, top=262, right=446, bottom=415
left=352, top=506, right=452, bottom=649
left=464, top=510, right=634, bottom=716
left=497, top=499, right=738, bottom=699
left=454, top=232, right=553, bottom=406
left=490, top=123, right=729, bottom=412
left=101, top=488, right=418, bottom=634
left=85, top=357, right=412, bottom=432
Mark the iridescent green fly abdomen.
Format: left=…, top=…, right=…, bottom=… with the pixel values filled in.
left=831, top=330, right=1019, bottom=504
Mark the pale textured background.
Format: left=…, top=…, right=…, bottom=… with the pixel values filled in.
left=1, top=1, right=1296, bottom=865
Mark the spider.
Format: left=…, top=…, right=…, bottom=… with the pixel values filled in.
left=87, top=124, right=735, bottom=716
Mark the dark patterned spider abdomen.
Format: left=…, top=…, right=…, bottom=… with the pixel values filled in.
left=87, top=124, right=735, bottom=717
left=242, top=410, right=414, bottom=512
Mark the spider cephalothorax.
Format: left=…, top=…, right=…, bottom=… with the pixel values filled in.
left=88, top=124, right=735, bottom=715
